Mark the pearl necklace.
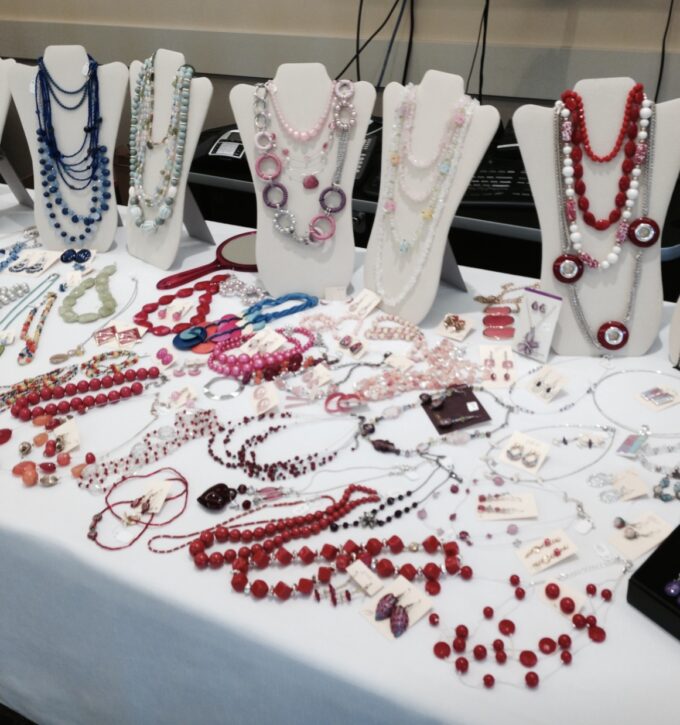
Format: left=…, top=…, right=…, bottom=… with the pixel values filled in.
left=552, top=95, right=656, bottom=351
left=374, top=87, right=476, bottom=307
left=128, top=54, right=194, bottom=233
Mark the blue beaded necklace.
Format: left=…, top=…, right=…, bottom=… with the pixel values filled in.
left=35, top=55, right=113, bottom=246
left=172, top=292, right=319, bottom=350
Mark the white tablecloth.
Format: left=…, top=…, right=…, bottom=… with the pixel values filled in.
left=0, top=187, right=678, bottom=725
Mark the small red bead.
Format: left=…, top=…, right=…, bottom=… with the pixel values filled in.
left=515, top=587, right=526, bottom=601
left=429, top=613, right=440, bottom=627
left=559, top=597, right=576, bottom=615
left=483, top=674, right=495, bottom=689
left=601, top=588, right=612, bottom=601
left=56, top=452, right=70, bottom=467
left=215, top=526, right=229, bottom=543
left=492, top=638, right=504, bottom=652
left=483, top=606, right=494, bottom=619
left=208, top=552, right=223, bottom=569
left=558, top=634, right=572, bottom=650
left=572, top=614, right=587, bottom=629
left=473, top=644, right=487, bottom=661
left=452, top=637, right=466, bottom=653
left=193, top=552, right=209, bottom=569
left=250, top=580, right=269, bottom=599
left=131, top=382, right=143, bottom=395
left=454, top=657, right=469, bottom=673
left=188, top=540, right=205, bottom=556
left=434, top=642, right=451, bottom=659
left=455, top=624, right=469, bottom=639
left=423, top=562, right=441, bottom=580
left=561, top=650, right=573, bottom=665
left=586, top=614, right=597, bottom=627
left=588, top=625, right=606, bottom=643
left=586, top=583, right=597, bottom=596
left=539, top=637, right=557, bottom=655
left=460, top=565, right=473, bottom=580
left=498, top=619, right=515, bottom=636
left=495, top=650, right=507, bottom=664
left=273, top=581, right=293, bottom=600
left=519, top=650, right=538, bottom=668
left=545, top=582, right=560, bottom=600
left=199, top=530, right=214, bottom=547
left=509, top=574, right=521, bottom=587
left=425, top=579, right=441, bottom=596
left=525, top=671, right=539, bottom=689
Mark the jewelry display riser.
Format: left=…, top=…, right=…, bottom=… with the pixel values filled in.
left=126, top=49, right=214, bottom=270
left=363, top=70, right=499, bottom=324
left=10, top=45, right=128, bottom=252
left=230, top=63, right=376, bottom=298
left=514, top=77, right=680, bottom=356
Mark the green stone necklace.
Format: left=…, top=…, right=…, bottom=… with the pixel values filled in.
left=59, top=265, right=117, bottom=323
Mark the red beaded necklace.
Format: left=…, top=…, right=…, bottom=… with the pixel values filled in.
left=87, top=468, right=189, bottom=551
left=132, top=273, right=228, bottom=336
left=560, top=83, right=644, bottom=231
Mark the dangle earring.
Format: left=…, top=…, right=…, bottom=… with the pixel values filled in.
left=502, top=351, right=513, bottom=381
left=483, top=352, right=497, bottom=381
left=521, top=450, right=540, bottom=468
left=505, top=443, right=524, bottom=461
left=663, top=573, right=680, bottom=602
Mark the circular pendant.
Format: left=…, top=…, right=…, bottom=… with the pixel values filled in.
left=597, top=321, right=629, bottom=350
left=628, top=217, right=660, bottom=247
left=553, top=254, right=584, bottom=284
left=173, top=325, right=208, bottom=350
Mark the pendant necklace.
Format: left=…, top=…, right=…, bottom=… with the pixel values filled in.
left=128, top=52, right=194, bottom=233
left=35, top=54, right=112, bottom=246
left=252, top=79, right=355, bottom=246
left=552, top=85, right=657, bottom=351
left=374, top=86, right=476, bottom=307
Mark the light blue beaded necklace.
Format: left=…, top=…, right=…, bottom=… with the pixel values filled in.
left=128, top=52, right=194, bottom=233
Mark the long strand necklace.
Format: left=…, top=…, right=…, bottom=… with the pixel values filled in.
left=128, top=53, right=194, bottom=233
left=252, top=79, right=355, bottom=246
left=35, top=55, right=112, bottom=246
left=373, top=86, right=476, bottom=306
left=17, top=291, right=58, bottom=365
left=552, top=86, right=657, bottom=351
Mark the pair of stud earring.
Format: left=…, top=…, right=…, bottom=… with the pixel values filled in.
left=158, top=309, right=183, bottom=322
left=173, top=362, right=202, bottom=377
left=339, top=335, right=363, bottom=355
left=375, top=592, right=412, bottom=638
left=531, top=301, right=547, bottom=313
left=10, top=261, right=43, bottom=273
left=506, top=443, right=539, bottom=468
left=443, top=313, right=466, bottom=332
left=532, top=372, right=560, bottom=398
left=156, top=347, right=174, bottom=366
left=253, top=384, right=276, bottom=413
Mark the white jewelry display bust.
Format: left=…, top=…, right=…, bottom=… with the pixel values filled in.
left=10, top=46, right=127, bottom=252
left=230, top=63, right=376, bottom=297
left=126, top=49, right=213, bottom=270
left=0, top=58, right=15, bottom=141
left=514, top=77, right=680, bottom=356
left=670, top=295, right=680, bottom=366
left=363, top=70, right=499, bottom=324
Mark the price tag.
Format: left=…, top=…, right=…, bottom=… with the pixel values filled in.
left=347, top=289, right=381, bottom=319
left=251, top=382, right=279, bottom=415
left=240, top=328, right=287, bottom=355
left=53, top=419, right=80, bottom=454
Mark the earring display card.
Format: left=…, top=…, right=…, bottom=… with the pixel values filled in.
left=609, top=513, right=672, bottom=559
left=638, top=386, right=680, bottom=412
left=53, top=418, right=80, bottom=454
left=347, top=289, right=381, bottom=319
left=240, top=328, right=287, bottom=355
left=362, top=575, right=433, bottom=640
left=517, top=529, right=578, bottom=574
left=347, top=560, right=383, bottom=597
left=9, top=249, right=61, bottom=275
left=500, top=431, right=551, bottom=473
left=435, top=313, right=473, bottom=342
left=479, top=344, right=516, bottom=388
left=421, top=385, right=491, bottom=434
left=514, top=288, right=563, bottom=362
left=476, top=492, right=538, bottom=521
left=612, top=470, right=649, bottom=501
left=250, top=381, right=280, bottom=415
left=627, top=522, right=680, bottom=641
left=527, top=365, right=567, bottom=402
left=385, top=354, right=414, bottom=371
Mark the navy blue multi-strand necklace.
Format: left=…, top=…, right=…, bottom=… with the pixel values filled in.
left=35, top=55, right=113, bottom=246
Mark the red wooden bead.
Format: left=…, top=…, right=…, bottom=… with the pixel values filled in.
left=492, top=639, right=504, bottom=652
left=215, top=526, right=229, bottom=543
left=559, top=597, right=575, bottom=614
left=483, top=674, right=495, bottom=689
left=189, top=540, right=205, bottom=556
left=495, top=650, right=507, bottom=664
left=545, top=582, right=560, bottom=600
left=273, top=582, right=292, bottom=600
left=250, top=580, right=269, bottom=599
left=231, top=573, right=248, bottom=592
left=460, top=565, right=473, bottom=580
left=586, top=615, right=597, bottom=627
left=434, top=642, right=451, bottom=659
left=199, top=530, right=214, bottom=547
left=509, top=574, right=521, bottom=587
left=586, top=583, right=597, bottom=596
left=601, top=588, right=612, bottom=601
left=208, top=552, right=224, bottom=569
left=429, top=613, right=440, bottom=627
left=422, top=535, right=440, bottom=553
left=525, top=671, right=540, bottom=689
left=296, top=578, right=314, bottom=595
left=515, top=587, right=526, bottom=600
left=376, top=558, right=395, bottom=577
left=453, top=637, right=466, bottom=653
left=519, top=650, right=538, bottom=668
left=193, top=552, right=209, bottom=569
left=558, top=634, right=572, bottom=650
left=423, top=563, right=441, bottom=580
left=473, top=645, right=487, bottom=661
left=561, top=650, right=573, bottom=665
left=454, top=657, right=469, bottom=673
left=455, top=624, right=469, bottom=639
left=539, top=637, right=557, bottom=655
left=483, top=606, right=494, bottom=619
left=425, top=579, right=441, bottom=596
left=572, top=614, right=587, bottom=629
left=498, top=619, right=515, bottom=636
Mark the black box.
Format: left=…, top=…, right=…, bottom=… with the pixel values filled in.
left=627, top=523, right=680, bottom=641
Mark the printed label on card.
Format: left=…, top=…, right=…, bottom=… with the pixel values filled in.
left=251, top=382, right=279, bottom=415
left=347, top=561, right=383, bottom=597
left=608, top=513, right=672, bottom=559
left=612, top=470, right=649, bottom=501
left=53, top=419, right=80, bottom=454
left=361, top=576, right=433, bottom=640
left=500, top=431, right=550, bottom=474
left=476, top=492, right=538, bottom=521
left=347, top=289, right=381, bottom=319
left=517, top=529, right=577, bottom=574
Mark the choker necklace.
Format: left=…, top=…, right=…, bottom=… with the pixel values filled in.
left=252, top=80, right=355, bottom=246
left=552, top=86, right=657, bottom=351
left=128, top=53, right=194, bottom=233
left=374, top=86, right=476, bottom=307
left=35, top=55, right=112, bottom=246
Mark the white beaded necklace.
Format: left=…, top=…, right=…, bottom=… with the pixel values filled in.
left=374, top=85, right=476, bottom=307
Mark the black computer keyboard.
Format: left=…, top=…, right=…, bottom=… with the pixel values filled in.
left=463, top=161, right=533, bottom=207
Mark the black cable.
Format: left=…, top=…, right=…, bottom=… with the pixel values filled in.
left=465, top=4, right=486, bottom=94
left=355, top=0, right=364, bottom=81
left=477, top=0, right=490, bottom=105
left=376, top=0, right=408, bottom=89
left=336, top=0, right=402, bottom=79
left=402, top=0, right=415, bottom=85
left=655, top=0, right=675, bottom=102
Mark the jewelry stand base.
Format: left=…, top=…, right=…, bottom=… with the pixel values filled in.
left=182, top=186, right=214, bottom=245
left=440, top=241, right=467, bottom=291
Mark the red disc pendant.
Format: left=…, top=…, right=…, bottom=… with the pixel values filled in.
left=628, top=217, right=660, bottom=247
left=597, top=321, right=629, bottom=350
left=483, top=314, right=514, bottom=327
left=553, top=254, right=584, bottom=284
